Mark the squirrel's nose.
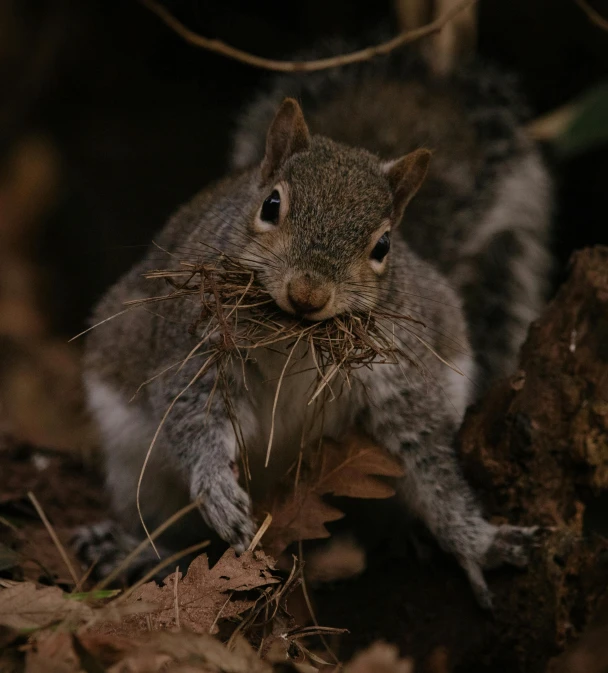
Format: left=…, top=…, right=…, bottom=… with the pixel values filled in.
left=287, top=275, right=331, bottom=316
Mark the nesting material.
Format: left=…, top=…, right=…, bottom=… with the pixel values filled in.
left=128, top=252, right=426, bottom=405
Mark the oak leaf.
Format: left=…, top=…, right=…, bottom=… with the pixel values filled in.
left=93, top=548, right=279, bottom=637
left=0, top=581, right=93, bottom=630
left=261, top=434, right=404, bottom=558
left=343, top=642, right=413, bottom=673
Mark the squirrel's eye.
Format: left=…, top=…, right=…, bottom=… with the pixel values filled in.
left=371, top=232, right=390, bottom=261
left=260, top=190, right=281, bottom=225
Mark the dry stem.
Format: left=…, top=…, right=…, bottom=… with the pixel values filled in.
left=28, top=490, right=80, bottom=588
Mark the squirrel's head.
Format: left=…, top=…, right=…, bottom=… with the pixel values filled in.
left=244, top=98, right=431, bottom=321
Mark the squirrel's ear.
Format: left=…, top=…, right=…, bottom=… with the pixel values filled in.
left=261, top=98, right=310, bottom=183
left=381, top=148, right=432, bottom=221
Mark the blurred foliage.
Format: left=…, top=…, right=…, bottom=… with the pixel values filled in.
left=557, top=82, right=608, bottom=158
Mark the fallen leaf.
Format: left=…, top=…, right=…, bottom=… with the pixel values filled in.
left=303, top=534, right=366, bottom=586
left=78, top=633, right=145, bottom=668
left=25, top=631, right=82, bottom=673
left=0, top=581, right=93, bottom=630
left=261, top=434, right=404, bottom=557
left=93, top=549, right=279, bottom=637
left=151, top=631, right=270, bottom=673
left=343, top=642, right=413, bottom=673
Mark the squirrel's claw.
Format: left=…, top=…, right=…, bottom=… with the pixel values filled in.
left=460, top=524, right=541, bottom=610
left=483, top=524, right=540, bottom=570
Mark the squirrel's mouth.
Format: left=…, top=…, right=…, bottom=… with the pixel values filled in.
left=272, top=295, right=337, bottom=323
left=271, top=276, right=338, bottom=322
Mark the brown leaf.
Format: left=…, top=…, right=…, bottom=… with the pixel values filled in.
left=303, top=534, right=367, bottom=586
left=98, top=631, right=272, bottom=673
left=343, top=642, right=413, bottom=673
left=315, top=435, right=405, bottom=499
left=261, top=434, right=404, bottom=558
left=264, top=493, right=345, bottom=558
left=25, top=632, right=83, bottom=673
left=93, top=549, right=279, bottom=637
left=0, top=581, right=93, bottom=630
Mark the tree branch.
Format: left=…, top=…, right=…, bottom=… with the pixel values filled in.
left=575, top=0, right=608, bottom=32
left=139, top=0, right=478, bottom=73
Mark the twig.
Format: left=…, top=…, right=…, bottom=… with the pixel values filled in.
left=575, top=0, right=608, bottom=31
left=139, top=0, right=479, bottom=72
left=526, top=101, right=580, bottom=141
left=28, top=491, right=80, bottom=588
left=209, top=592, right=233, bottom=634
left=247, top=512, right=273, bottom=551
left=174, top=566, right=180, bottom=628
left=0, top=514, right=19, bottom=533
left=115, top=540, right=209, bottom=604
left=298, top=540, right=340, bottom=665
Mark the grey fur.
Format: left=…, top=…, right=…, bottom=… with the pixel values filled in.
left=78, top=51, right=551, bottom=608
left=232, top=50, right=553, bottom=385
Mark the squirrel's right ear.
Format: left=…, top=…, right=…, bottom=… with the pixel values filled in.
left=261, top=98, right=310, bottom=183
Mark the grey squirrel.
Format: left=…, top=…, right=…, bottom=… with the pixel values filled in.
left=75, top=48, right=551, bottom=609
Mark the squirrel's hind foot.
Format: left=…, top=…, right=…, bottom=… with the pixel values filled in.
left=71, top=520, right=165, bottom=585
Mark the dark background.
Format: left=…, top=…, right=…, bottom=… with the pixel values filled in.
left=2, top=0, right=608, bottom=336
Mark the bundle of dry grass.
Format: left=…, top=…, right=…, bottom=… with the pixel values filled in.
left=124, top=249, right=458, bottom=512
left=127, top=251, right=427, bottom=407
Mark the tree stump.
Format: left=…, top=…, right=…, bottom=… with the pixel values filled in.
left=458, top=246, right=608, bottom=671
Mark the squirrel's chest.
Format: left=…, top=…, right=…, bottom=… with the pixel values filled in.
left=237, top=346, right=360, bottom=490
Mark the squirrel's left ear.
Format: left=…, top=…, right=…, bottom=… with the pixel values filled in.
left=381, top=148, right=432, bottom=222
left=261, top=98, right=310, bottom=183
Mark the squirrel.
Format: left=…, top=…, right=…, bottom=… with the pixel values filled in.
left=74, top=49, right=551, bottom=609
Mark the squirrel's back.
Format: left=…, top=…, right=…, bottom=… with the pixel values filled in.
left=232, top=47, right=552, bottom=385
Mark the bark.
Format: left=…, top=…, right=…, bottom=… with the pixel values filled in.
left=458, top=246, right=608, bottom=671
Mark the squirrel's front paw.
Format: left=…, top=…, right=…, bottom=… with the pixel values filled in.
left=193, top=471, right=255, bottom=553
left=461, top=523, right=540, bottom=610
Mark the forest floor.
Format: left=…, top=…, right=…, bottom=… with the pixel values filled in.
left=1, top=247, right=608, bottom=673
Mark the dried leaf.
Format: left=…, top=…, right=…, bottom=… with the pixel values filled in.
left=99, top=631, right=271, bottom=673
left=25, top=632, right=82, bottom=673
left=343, top=642, right=413, bottom=673
left=262, top=435, right=404, bottom=557
left=94, top=549, right=279, bottom=637
left=0, top=581, right=93, bottom=630
left=303, top=534, right=366, bottom=585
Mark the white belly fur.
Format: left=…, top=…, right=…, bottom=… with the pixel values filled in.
left=238, top=343, right=359, bottom=497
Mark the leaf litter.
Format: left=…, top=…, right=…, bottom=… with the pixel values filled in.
left=92, top=548, right=280, bottom=637
left=0, top=239, right=444, bottom=671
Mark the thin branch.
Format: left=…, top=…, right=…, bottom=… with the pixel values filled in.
left=526, top=101, right=579, bottom=141
left=575, top=0, right=608, bottom=31
left=247, top=512, right=273, bottom=551
left=139, top=0, right=479, bottom=73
